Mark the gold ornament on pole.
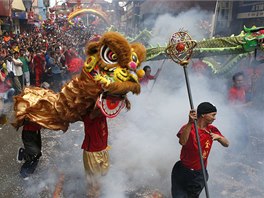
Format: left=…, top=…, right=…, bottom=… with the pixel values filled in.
left=165, top=31, right=197, bottom=67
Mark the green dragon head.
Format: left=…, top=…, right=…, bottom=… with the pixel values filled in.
left=243, top=26, right=264, bottom=52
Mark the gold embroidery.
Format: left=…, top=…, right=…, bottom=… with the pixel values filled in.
left=202, top=150, right=208, bottom=159
left=205, top=140, right=210, bottom=149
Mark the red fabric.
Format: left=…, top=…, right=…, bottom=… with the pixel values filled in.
left=3, top=36, right=11, bottom=43
left=64, top=49, right=78, bottom=65
left=0, top=82, right=9, bottom=93
left=139, top=74, right=155, bottom=86
left=35, top=68, right=43, bottom=87
left=191, top=60, right=207, bottom=72
left=81, top=114, right=108, bottom=152
left=245, top=67, right=263, bottom=77
left=67, top=57, right=84, bottom=73
left=33, top=54, right=45, bottom=70
left=0, top=72, right=11, bottom=93
left=0, top=48, right=7, bottom=58
left=0, top=1, right=10, bottom=16
left=228, top=86, right=246, bottom=103
left=33, top=52, right=45, bottom=87
left=23, top=122, right=42, bottom=131
left=177, top=124, right=223, bottom=170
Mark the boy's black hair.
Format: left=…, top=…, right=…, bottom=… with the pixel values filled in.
left=232, top=71, right=244, bottom=81
left=143, top=65, right=151, bottom=72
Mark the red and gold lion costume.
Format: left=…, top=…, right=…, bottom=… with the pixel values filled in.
left=12, top=32, right=146, bottom=131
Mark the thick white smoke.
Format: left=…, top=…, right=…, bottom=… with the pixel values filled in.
left=101, top=8, right=264, bottom=198
left=20, top=8, right=264, bottom=198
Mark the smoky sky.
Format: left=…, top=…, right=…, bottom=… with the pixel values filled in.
left=147, top=8, right=214, bottom=46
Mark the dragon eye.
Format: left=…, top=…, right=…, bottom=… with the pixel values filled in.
left=131, top=52, right=138, bottom=63
left=100, top=45, right=118, bottom=64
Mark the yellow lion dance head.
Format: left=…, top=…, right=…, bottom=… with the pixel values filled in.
left=83, top=31, right=146, bottom=95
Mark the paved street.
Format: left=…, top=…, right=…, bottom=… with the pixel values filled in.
left=0, top=116, right=87, bottom=198
left=0, top=105, right=264, bottom=198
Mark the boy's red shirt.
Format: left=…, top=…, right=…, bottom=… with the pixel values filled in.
left=228, top=86, right=246, bottom=103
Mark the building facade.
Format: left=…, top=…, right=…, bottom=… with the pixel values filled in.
left=0, top=0, right=26, bottom=34
left=213, top=1, right=264, bottom=36
left=119, top=0, right=264, bottom=38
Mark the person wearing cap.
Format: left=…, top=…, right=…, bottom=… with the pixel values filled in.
left=171, top=102, right=229, bottom=198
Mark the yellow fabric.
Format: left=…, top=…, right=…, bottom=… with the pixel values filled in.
left=83, top=149, right=109, bottom=176
left=83, top=149, right=109, bottom=198
left=13, top=46, right=19, bottom=52
left=12, top=0, right=26, bottom=11
left=12, top=71, right=101, bottom=131
left=2, top=63, right=7, bottom=72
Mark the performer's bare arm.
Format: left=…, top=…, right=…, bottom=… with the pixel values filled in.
left=179, top=110, right=196, bottom=145
left=210, top=133, right=229, bottom=147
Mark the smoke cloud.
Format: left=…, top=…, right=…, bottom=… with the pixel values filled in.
left=102, top=8, right=264, bottom=198
left=18, top=8, right=264, bottom=198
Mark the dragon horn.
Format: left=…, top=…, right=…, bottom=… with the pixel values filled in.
left=243, top=25, right=251, bottom=33
left=244, top=25, right=264, bottom=33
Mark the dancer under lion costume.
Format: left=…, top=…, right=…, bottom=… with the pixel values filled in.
left=12, top=32, right=146, bottom=131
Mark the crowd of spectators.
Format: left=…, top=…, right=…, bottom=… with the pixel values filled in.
left=0, top=28, right=88, bottom=96
left=0, top=27, right=93, bottom=122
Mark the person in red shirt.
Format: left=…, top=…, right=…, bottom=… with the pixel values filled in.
left=228, top=72, right=252, bottom=151
left=82, top=107, right=109, bottom=198
left=228, top=72, right=250, bottom=105
left=139, top=65, right=161, bottom=86
left=32, top=48, right=46, bottom=87
left=171, top=102, right=229, bottom=198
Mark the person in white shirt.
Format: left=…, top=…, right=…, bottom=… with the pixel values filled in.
left=6, top=52, right=23, bottom=94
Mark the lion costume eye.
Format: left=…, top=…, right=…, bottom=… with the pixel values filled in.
left=131, top=52, right=138, bottom=64
left=100, top=45, right=118, bottom=64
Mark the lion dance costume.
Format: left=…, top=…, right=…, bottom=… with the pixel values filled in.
left=12, top=31, right=146, bottom=131
left=12, top=32, right=146, bottom=197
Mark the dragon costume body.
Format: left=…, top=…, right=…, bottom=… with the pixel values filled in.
left=146, top=26, right=264, bottom=74
left=13, top=32, right=146, bottom=131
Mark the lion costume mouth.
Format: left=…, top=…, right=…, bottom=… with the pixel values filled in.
left=96, top=93, right=126, bottom=118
